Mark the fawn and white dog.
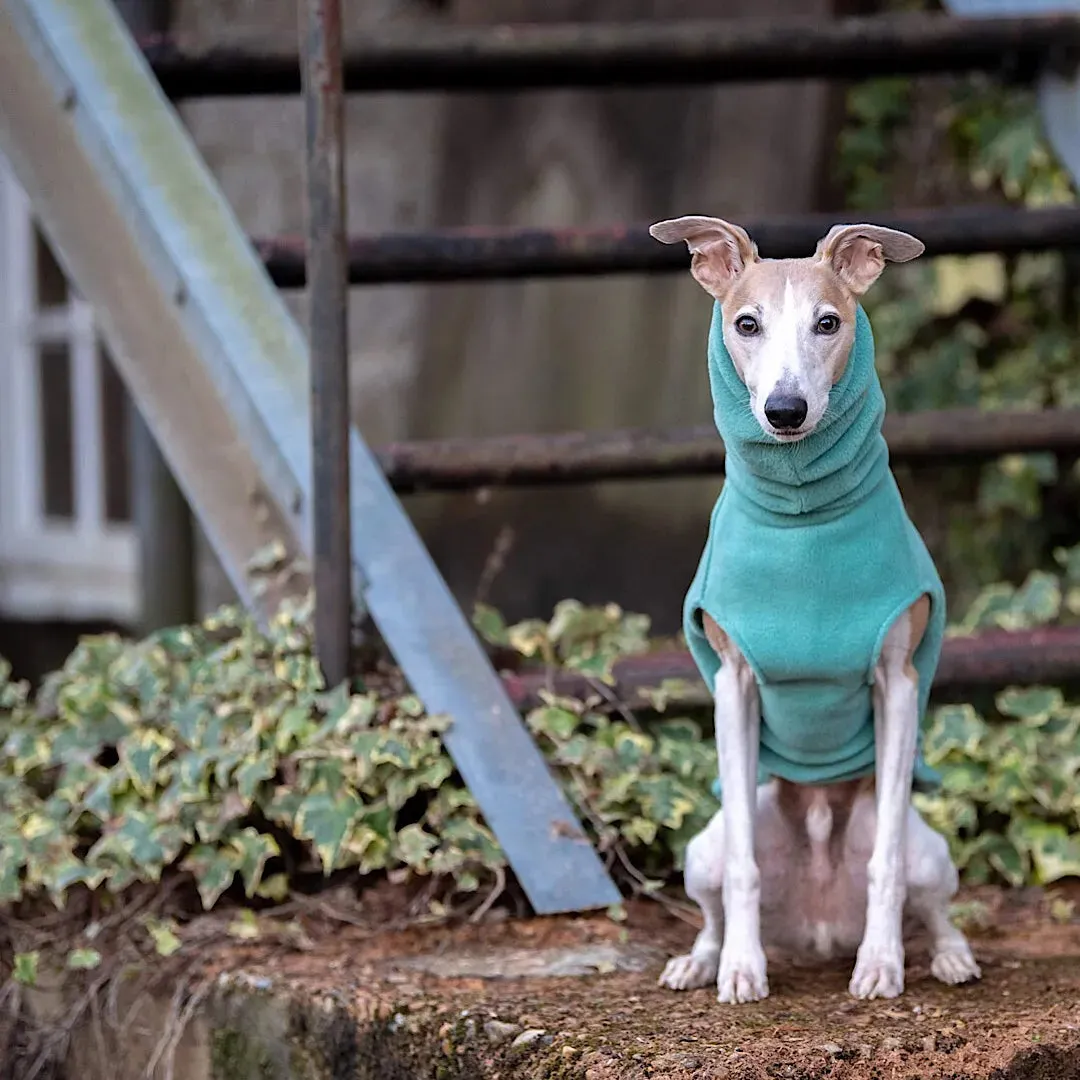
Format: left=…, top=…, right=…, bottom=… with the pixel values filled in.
left=648, top=216, right=982, bottom=1003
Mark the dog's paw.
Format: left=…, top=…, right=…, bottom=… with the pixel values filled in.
left=931, top=944, right=981, bottom=986
left=659, top=951, right=719, bottom=991
left=716, top=947, right=769, bottom=1004
left=849, top=946, right=905, bottom=1000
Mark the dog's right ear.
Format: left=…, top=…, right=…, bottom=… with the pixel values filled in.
left=649, top=216, right=757, bottom=298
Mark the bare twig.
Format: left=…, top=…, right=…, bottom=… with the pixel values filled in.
left=583, top=673, right=643, bottom=731
left=469, top=866, right=506, bottom=924
left=474, top=525, right=515, bottom=608
left=611, top=844, right=701, bottom=927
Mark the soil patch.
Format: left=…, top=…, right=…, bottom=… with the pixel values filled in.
left=185, top=883, right=1080, bottom=1079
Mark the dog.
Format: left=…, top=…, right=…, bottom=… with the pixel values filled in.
left=648, top=216, right=982, bottom=1003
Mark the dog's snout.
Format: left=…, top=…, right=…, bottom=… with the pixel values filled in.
left=764, top=392, right=808, bottom=431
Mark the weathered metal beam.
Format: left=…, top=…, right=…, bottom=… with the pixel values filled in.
left=376, top=408, right=1080, bottom=493
left=502, top=626, right=1080, bottom=712
left=0, top=0, right=619, bottom=915
left=258, top=206, right=1080, bottom=287
left=141, top=13, right=1080, bottom=98
left=115, top=0, right=197, bottom=636
left=0, top=0, right=309, bottom=619
left=301, top=0, right=352, bottom=689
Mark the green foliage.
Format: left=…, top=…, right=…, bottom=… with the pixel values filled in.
left=0, top=598, right=715, bottom=913
left=2, top=552, right=1079, bottom=914
left=914, top=555, right=1080, bottom=887
left=473, top=598, right=650, bottom=680
left=918, top=692, right=1080, bottom=887
left=837, top=57, right=1080, bottom=612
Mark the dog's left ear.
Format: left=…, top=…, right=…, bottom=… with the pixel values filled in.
left=816, top=224, right=925, bottom=295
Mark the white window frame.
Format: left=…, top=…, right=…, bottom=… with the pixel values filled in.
left=0, top=156, right=137, bottom=624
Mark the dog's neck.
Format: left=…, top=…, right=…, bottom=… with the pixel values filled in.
left=708, top=303, right=889, bottom=519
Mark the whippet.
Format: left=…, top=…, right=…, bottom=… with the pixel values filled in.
left=649, top=217, right=982, bottom=1003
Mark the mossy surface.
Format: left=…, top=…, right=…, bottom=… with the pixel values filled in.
left=210, top=1028, right=278, bottom=1080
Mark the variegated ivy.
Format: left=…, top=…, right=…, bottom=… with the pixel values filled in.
left=0, top=598, right=714, bottom=911
left=0, top=554, right=1078, bottom=912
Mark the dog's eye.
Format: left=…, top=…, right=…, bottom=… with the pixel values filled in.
left=734, top=315, right=760, bottom=336
left=816, top=313, right=841, bottom=335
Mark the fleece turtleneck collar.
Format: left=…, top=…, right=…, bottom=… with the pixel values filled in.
left=708, top=302, right=889, bottom=519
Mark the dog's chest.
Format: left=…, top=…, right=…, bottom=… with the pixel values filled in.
left=709, top=481, right=921, bottom=684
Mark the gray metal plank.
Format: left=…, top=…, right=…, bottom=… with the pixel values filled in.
left=0, top=0, right=620, bottom=914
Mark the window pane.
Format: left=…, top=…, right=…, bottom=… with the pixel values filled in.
left=99, top=345, right=131, bottom=523
left=38, top=342, right=75, bottom=520
left=35, top=226, right=68, bottom=308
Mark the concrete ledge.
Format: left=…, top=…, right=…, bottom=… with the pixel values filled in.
left=22, top=886, right=1080, bottom=1080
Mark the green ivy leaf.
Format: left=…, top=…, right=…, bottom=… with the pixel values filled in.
left=227, top=909, right=261, bottom=941
left=255, top=873, right=290, bottom=903
left=294, top=790, right=363, bottom=874
left=235, top=755, right=276, bottom=805
left=144, top=917, right=183, bottom=957
left=924, top=705, right=988, bottom=764
left=1013, top=570, right=1062, bottom=625
left=13, top=952, right=39, bottom=986
left=996, top=687, right=1063, bottom=726
left=527, top=706, right=578, bottom=742
left=230, top=828, right=280, bottom=898
left=472, top=603, right=508, bottom=646
left=636, top=776, right=695, bottom=831
left=66, top=948, right=102, bottom=971
left=181, top=844, right=243, bottom=910
left=118, top=729, right=174, bottom=797
left=396, top=823, right=438, bottom=869
left=1010, top=819, right=1080, bottom=885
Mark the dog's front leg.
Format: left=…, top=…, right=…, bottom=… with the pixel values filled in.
left=706, top=620, right=767, bottom=1004
left=850, top=595, right=929, bottom=1000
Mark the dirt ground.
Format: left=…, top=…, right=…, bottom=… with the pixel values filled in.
left=193, top=883, right=1080, bottom=1079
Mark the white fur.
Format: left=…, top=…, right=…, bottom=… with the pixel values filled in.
left=653, top=217, right=979, bottom=1003
left=712, top=660, right=768, bottom=1002
left=727, top=277, right=837, bottom=441
left=660, top=775, right=981, bottom=995
left=658, top=618, right=981, bottom=1002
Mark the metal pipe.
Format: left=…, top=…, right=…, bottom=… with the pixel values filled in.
left=300, top=0, right=351, bottom=689
left=257, top=205, right=1080, bottom=287
left=142, top=13, right=1080, bottom=98
left=374, top=408, right=1080, bottom=493
left=501, top=626, right=1080, bottom=711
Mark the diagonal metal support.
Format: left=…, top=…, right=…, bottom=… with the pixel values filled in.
left=0, top=0, right=620, bottom=914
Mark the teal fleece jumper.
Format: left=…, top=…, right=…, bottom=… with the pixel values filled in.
left=684, top=303, right=943, bottom=794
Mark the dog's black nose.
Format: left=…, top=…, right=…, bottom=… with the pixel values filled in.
left=764, top=392, right=808, bottom=431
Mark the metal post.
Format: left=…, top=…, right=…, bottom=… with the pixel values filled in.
left=300, top=0, right=351, bottom=689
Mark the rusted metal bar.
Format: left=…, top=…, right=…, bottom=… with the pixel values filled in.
left=300, top=0, right=352, bottom=688
left=375, top=408, right=1080, bottom=493
left=142, top=13, right=1080, bottom=98
left=257, top=205, right=1080, bottom=287
left=501, top=626, right=1080, bottom=712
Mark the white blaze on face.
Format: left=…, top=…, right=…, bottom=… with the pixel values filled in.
left=724, top=272, right=841, bottom=441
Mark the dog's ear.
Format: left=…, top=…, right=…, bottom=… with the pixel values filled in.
left=649, top=216, right=757, bottom=298
left=816, top=224, right=924, bottom=295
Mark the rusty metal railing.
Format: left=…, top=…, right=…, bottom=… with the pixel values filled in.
left=372, top=407, right=1080, bottom=493
left=213, top=9, right=1080, bottom=712
left=502, top=626, right=1080, bottom=711
left=254, top=206, right=1080, bottom=286
left=145, top=13, right=1080, bottom=96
